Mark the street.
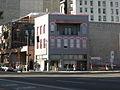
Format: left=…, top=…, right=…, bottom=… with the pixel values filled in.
left=0, top=71, right=120, bottom=90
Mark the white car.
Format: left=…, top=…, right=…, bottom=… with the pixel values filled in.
left=0, top=65, right=9, bottom=71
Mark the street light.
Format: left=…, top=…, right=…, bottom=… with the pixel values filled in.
left=25, top=30, right=29, bottom=71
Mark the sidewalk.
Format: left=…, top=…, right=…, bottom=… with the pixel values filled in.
left=24, top=70, right=120, bottom=74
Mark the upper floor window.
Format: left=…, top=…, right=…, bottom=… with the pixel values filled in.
left=98, top=8, right=101, bottom=14
left=98, top=1, right=101, bottom=7
left=70, top=39, right=74, bottom=48
left=76, top=39, right=81, bottom=48
left=103, top=16, right=106, bottom=21
left=85, top=8, right=87, bottom=12
left=98, top=16, right=102, bottom=21
left=36, top=27, right=39, bottom=35
left=81, top=23, right=87, bottom=34
left=80, top=0, right=82, bottom=5
left=115, top=2, right=118, bottom=7
left=43, top=24, right=45, bottom=34
left=57, top=39, right=61, bottom=48
left=103, top=8, right=106, bottom=14
left=90, top=8, right=93, bottom=13
left=82, top=39, right=87, bottom=49
left=111, top=16, right=114, bottom=21
left=58, top=24, right=79, bottom=36
left=43, top=38, right=46, bottom=48
left=50, top=24, right=55, bottom=32
left=90, top=15, right=94, bottom=21
left=110, top=2, right=113, bottom=7
left=50, top=39, right=55, bottom=48
left=116, top=9, right=119, bottom=15
left=116, top=16, right=119, bottom=22
left=40, top=26, right=42, bottom=34
left=40, top=39, right=42, bottom=49
left=90, top=1, right=93, bottom=6
left=80, top=7, right=83, bottom=13
left=111, top=9, right=114, bottom=14
left=64, top=39, right=68, bottom=48
left=102, top=1, right=106, bottom=7
left=84, top=0, right=87, bottom=5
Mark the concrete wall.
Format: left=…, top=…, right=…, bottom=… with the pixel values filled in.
left=89, top=22, right=120, bottom=65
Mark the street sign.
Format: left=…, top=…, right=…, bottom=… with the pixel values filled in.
left=91, top=57, right=101, bottom=60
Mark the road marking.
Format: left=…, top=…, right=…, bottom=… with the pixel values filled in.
left=14, top=86, right=36, bottom=90
left=98, top=79, right=120, bottom=82
left=57, top=80, right=85, bottom=84
left=0, top=79, right=74, bottom=90
left=1, top=84, right=18, bottom=86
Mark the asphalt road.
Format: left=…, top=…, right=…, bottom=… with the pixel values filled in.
left=0, top=71, right=120, bottom=90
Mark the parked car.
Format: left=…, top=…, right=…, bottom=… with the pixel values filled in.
left=0, top=64, right=14, bottom=71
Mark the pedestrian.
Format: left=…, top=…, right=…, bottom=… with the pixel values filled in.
left=90, top=64, right=93, bottom=71
left=73, top=64, right=76, bottom=71
left=66, top=65, right=69, bottom=71
left=105, top=64, right=109, bottom=71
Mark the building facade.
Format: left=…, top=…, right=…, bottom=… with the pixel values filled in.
left=0, top=0, right=60, bottom=25
left=35, top=14, right=89, bottom=71
left=89, top=22, right=120, bottom=69
left=0, top=19, right=34, bottom=69
left=60, top=0, right=120, bottom=23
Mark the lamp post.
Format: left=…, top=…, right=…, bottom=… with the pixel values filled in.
left=25, top=30, right=29, bottom=71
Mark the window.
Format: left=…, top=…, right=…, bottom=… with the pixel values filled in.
left=64, top=39, right=68, bottom=48
left=40, top=26, right=42, bottom=34
left=43, top=24, right=45, bottom=33
left=50, top=24, right=55, bottom=32
left=50, top=39, right=55, bottom=48
left=90, top=15, right=94, bottom=21
left=103, top=8, right=106, bottom=14
left=102, top=1, right=106, bottom=7
left=80, top=0, right=82, bottom=5
left=85, top=8, right=87, bottom=12
left=36, top=27, right=39, bottom=35
left=43, top=38, right=46, bottom=48
left=103, top=16, right=106, bottom=21
left=116, top=16, right=119, bottom=22
left=64, top=27, right=72, bottom=35
left=90, top=8, right=93, bottom=13
left=116, top=9, right=119, bottom=15
left=111, top=9, right=114, bottom=14
left=84, top=0, right=87, bottom=5
left=40, top=39, right=42, bottom=49
left=111, top=16, right=114, bottom=21
left=76, top=39, right=81, bottom=48
left=90, top=1, right=93, bottom=6
left=82, top=39, right=87, bottom=49
left=98, top=16, right=102, bottom=21
left=98, top=8, right=101, bottom=14
left=81, top=23, right=87, bottom=34
left=57, top=39, right=61, bottom=48
left=98, top=1, right=101, bottom=6
left=115, top=2, right=118, bottom=7
left=110, top=2, right=113, bottom=7
left=80, top=7, right=83, bottom=13
left=70, top=39, right=74, bottom=48
left=37, top=36, right=39, bottom=42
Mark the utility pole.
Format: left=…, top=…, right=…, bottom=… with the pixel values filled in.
left=25, top=30, right=29, bottom=71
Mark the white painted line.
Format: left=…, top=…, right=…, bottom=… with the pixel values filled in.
left=0, top=79, right=74, bottom=90
left=14, top=86, right=36, bottom=90
left=1, top=84, right=18, bottom=86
